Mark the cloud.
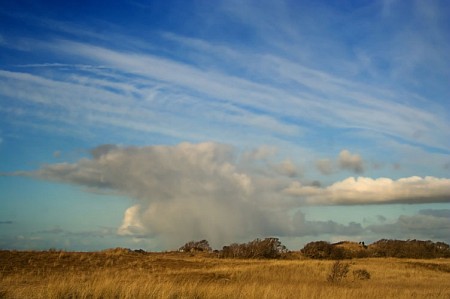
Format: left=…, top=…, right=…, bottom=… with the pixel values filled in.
left=292, top=211, right=363, bottom=237
left=7, top=141, right=450, bottom=248
left=0, top=226, right=130, bottom=251
left=419, top=209, right=450, bottom=218
left=284, top=176, right=450, bottom=205
left=338, top=149, right=364, bottom=173
left=368, top=209, right=450, bottom=241
left=21, top=33, right=449, bottom=150
left=316, top=149, right=364, bottom=175
left=377, top=215, right=387, bottom=222
left=316, top=159, right=334, bottom=175
left=273, top=159, right=298, bottom=177
left=241, top=145, right=277, bottom=162
left=12, top=142, right=295, bottom=248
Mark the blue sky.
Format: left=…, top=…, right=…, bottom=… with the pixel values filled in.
left=1, top=0, right=450, bottom=251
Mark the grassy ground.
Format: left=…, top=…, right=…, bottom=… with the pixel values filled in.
left=1, top=249, right=449, bottom=298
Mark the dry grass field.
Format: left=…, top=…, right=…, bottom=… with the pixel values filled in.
left=1, top=249, right=450, bottom=298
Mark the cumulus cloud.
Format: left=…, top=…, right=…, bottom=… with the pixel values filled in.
left=338, top=149, right=364, bottom=173
left=8, top=141, right=450, bottom=247
left=13, top=142, right=297, bottom=248
left=284, top=176, right=450, bottom=205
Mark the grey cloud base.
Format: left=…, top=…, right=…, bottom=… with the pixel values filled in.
left=9, top=142, right=450, bottom=248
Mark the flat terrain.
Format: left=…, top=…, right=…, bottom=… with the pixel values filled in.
left=1, top=249, right=450, bottom=298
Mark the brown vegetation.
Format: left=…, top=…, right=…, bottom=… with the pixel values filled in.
left=219, top=237, right=288, bottom=259
left=301, top=239, right=450, bottom=260
left=1, top=249, right=450, bottom=298
left=179, top=240, right=212, bottom=253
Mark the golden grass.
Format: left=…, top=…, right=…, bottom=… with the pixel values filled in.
left=1, top=250, right=449, bottom=298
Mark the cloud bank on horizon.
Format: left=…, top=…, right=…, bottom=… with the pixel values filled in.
left=7, top=142, right=450, bottom=247
left=0, top=0, right=450, bottom=250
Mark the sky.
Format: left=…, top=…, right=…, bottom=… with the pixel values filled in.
left=0, top=0, right=450, bottom=252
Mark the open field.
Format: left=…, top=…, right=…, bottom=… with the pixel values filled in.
left=1, top=249, right=450, bottom=298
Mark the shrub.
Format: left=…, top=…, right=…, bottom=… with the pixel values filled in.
left=368, top=239, right=450, bottom=258
left=301, top=241, right=349, bottom=259
left=219, top=238, right=287, bottom=259
left=327, top=261, right=350, bottom=283
left=353, top=269, right=371, bottom=280
left=301, top=241, right=332, bottom=259
left=179, top=240, right=212, bottom=253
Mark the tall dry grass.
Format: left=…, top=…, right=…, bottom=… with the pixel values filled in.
left=1, top=250, right=449, bottom=298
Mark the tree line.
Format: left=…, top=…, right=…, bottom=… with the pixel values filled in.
left=179, top=237, right=288, bottom=259
left=179, top=238, right=450, bottom=259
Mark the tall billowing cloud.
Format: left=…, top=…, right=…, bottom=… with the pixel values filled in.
left=7, top=142, right=450, bottom=247
left=285, top=176, right=450, bottom=205
left=14, top=142, right=294, bottom=247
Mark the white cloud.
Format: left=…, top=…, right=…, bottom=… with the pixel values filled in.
left=43, top=37, right=450, bottom=150
left=0, top=67, right=300, bottom=146
left=284, top=176, right=450, bottom=205
left=118, top=205, right=145, bottom=236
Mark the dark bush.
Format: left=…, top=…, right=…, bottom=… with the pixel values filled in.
left=179, top=240, right=212, bottom=253
left=219, top=238, right=288, bottom=259
left=301, top=241, right=351, bottom=259
left=301, top=241, right=333, bottom=259
left=302, top=239, right=450, bottom=259
left=368, top=239, right=450, bottom=259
